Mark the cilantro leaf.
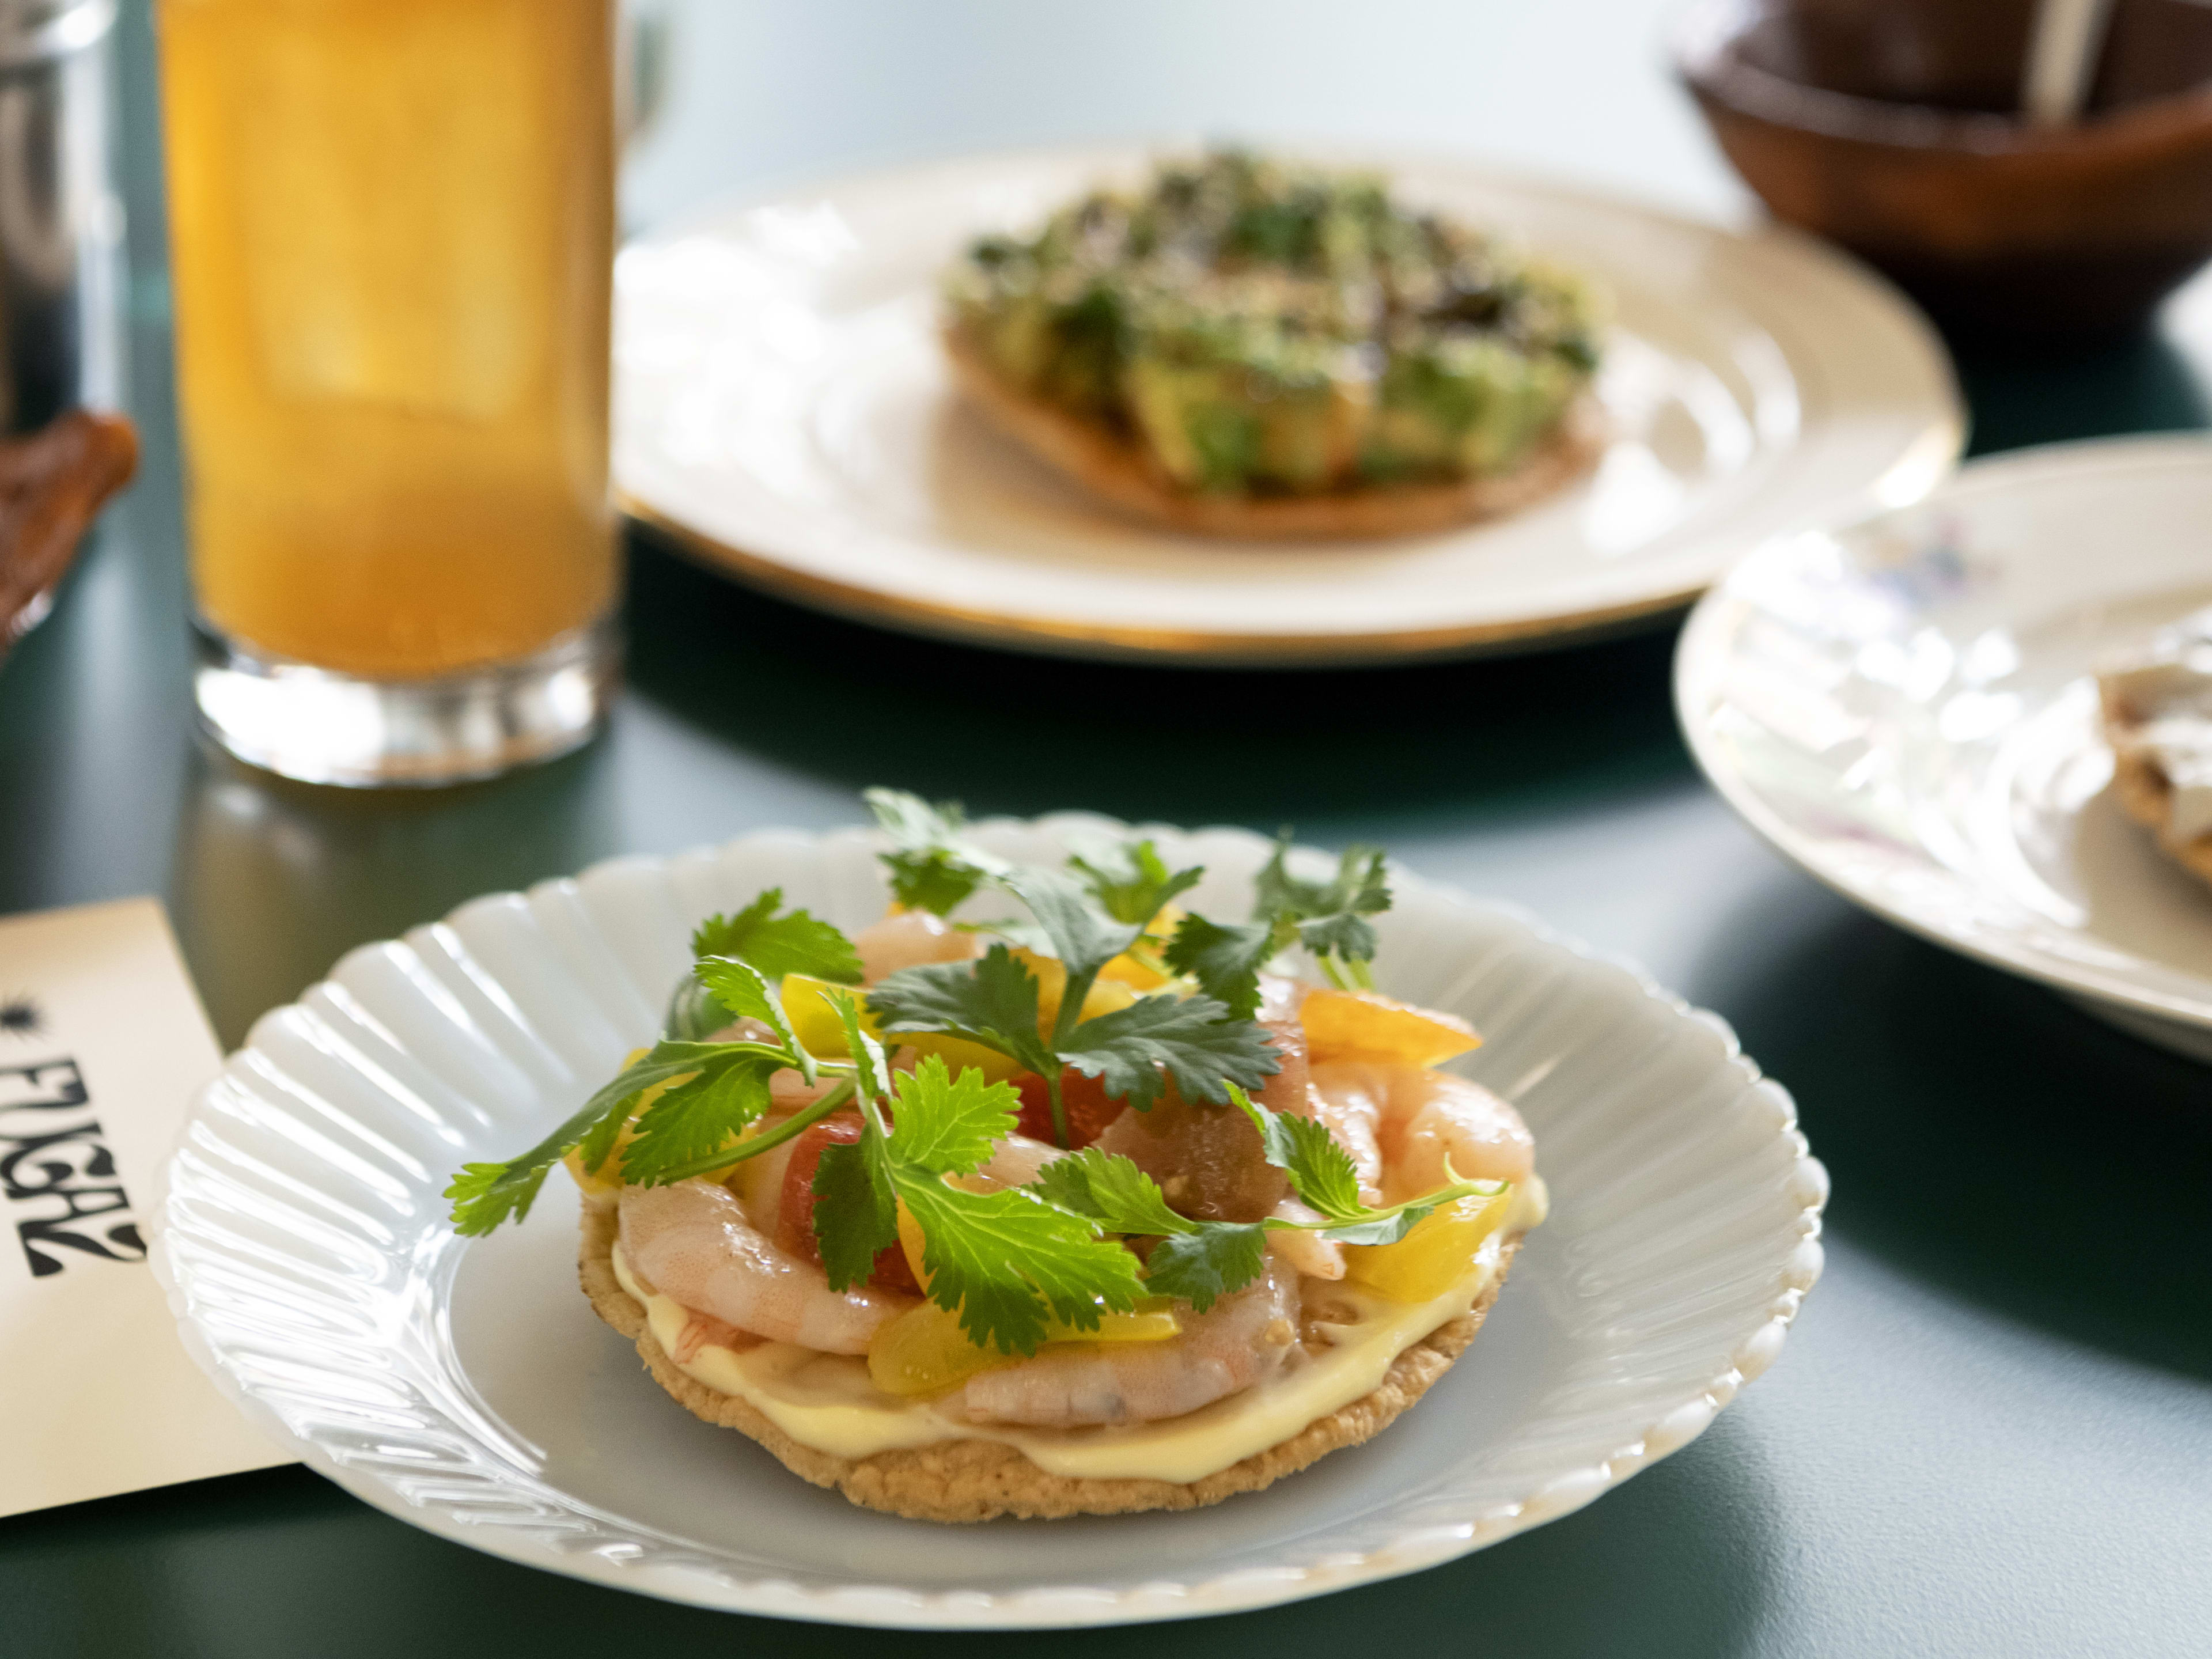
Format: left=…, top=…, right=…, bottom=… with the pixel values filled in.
left=576, top=1081, right=635, bottom=1175
left=1059, top=993, right=1281, bottom=1111
left=1142, top=1224, right=1268, bottom=1312
left=1066, top=838, right=1203, bottom=927
left=1230, top=1085, right=1366, bottom=1221
left=1001, top=866, right=1144, bottom=983
left=694, top=955, right=801, bottom=1051
left=897, top=1175, right=1143, bottom=1352
left=813, top=1136, right=897, bottom=1291
left=823, top=986, right=893, bottom=1110
left=1298, top=904, right=1382, bottom=965
left=692, top=889, right=862, bottom=984
left=445, top=1161, right=556, bottom=1238
left=445, top=1046, right=734, bottom=1234
left=808, top=984, right=903, bottom=1292
left=867, top=789, right=1007, bottom=915
left=620, top=1052, right=779, bottom=1183
left=1225, top=1082, right=1494, bottom=1246
left=867, top=946, right=1057, bottom=1079
left=1027, top=1147, right=1269, bottom=1312
left=1162, top=912, right=1278, bottom=1020
left=1032, top=1146, right=1195, bottom=1237
left=1313, top=1209, right=1434, bottom=1247
left=1250, top=835, right=1392, bottom=972
left=887, top=1054, right=1020, bottom=1176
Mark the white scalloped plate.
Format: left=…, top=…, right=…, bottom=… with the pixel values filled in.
left=614, top=145, right=1960, bottom=664
left=1676, top=434, right=2212, bottom=1065
left=153, top=816, right=1825, bottom=1628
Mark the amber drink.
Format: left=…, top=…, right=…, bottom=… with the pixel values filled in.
left=160, top=0, right=618, bottom=785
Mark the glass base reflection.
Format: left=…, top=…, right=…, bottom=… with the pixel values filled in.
left=192, top=616, right=619, bottom=788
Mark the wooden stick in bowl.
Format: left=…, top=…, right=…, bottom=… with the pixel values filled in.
left=2023, top=0, right=2117, bottom=126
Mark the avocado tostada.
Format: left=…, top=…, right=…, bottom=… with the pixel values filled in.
left=942, top=150, right=1605, bottom=539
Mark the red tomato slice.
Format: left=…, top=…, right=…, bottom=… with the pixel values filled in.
left=1012, top=1069, right=1127, bottom=1150
left=778, top=1113, right=919, bottom=1294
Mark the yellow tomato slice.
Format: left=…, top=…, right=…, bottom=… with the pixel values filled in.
left=1342, top=1189, right=1513, bottom=1302
left=885, top=1205, right=1180, bottom=1395
left=1013, top=948, right=1138, bottom=1029
left=867, top=1297, right=1182, bottom=1397
left=1044, top=1306, right=1181, bottom=1344
left=1301, top=986, right=1482, bottom=1067
left=896, top=1200, right=930, bottom=1289
left=868, top=1302, right=1006, bottom=1397
left=1096, top=904, right=1187, bottom=990
left=779, top=974, right=866, bottom=1056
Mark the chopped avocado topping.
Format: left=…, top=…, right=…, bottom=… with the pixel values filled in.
left=945, top=150, right=1603, bottom=497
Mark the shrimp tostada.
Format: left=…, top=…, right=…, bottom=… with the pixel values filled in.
left=942, top=149, right=1605, bottom=540
left=449, top=793, right=1546, bottom=1523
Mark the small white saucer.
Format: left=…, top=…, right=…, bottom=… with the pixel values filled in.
left=1677, top=434, right=2212, bottom=1063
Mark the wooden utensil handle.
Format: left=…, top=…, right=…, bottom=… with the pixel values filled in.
left=0, top=409, right=140, bottom=650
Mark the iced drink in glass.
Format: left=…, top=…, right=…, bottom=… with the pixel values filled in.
left=160, top=0, right=618, bottom=784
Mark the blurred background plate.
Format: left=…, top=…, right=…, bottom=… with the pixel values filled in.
left=612, top=145, right=1963, bottom=665
left=1676, top=434, right=2212, bottom=1063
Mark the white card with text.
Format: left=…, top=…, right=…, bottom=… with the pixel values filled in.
left=0, top=896, right=289, bottom=1517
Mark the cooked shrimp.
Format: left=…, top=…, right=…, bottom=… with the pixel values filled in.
left=854, top=910, right=982, bottom=983
left=671, top=1307, right=759, bottom=1363
left=734, top=1126, right=802, bottom=1231
left=1267, top=1196, right=1345, bottom=1281
left=1308, top=1060, right=1533, bottom=1203
left=964, top=1131, right=1064, bottom=1190
left=955, top=1257, right=1301, bottom=1427
left=771, top=1070, right=846, bottom=1113
left=619, top=1178, right=915, bottom=1354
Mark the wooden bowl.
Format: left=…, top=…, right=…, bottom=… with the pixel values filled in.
left=1676, top=0, right=2212, bottom=340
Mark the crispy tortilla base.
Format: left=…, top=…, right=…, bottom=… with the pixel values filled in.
left=944, top=327, right=1604, bottom=542
left=579, top=1199, right=1521, bottom=1523
left=2100, top=679, right=2212, bottom=887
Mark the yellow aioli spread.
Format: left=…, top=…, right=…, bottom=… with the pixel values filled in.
left=610, top=1176, right=1547, bottom=1484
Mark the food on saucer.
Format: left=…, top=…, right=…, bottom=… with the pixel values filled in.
left=941, top=150, right=1605, bottom=540
left=2100, top=605, right=2212, bottom=887
left=448, top=791, right=1545, bottom=1522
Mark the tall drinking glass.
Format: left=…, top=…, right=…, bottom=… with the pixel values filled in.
left=158, top=0, right=618, bottom=786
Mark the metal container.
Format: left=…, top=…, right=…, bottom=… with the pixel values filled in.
left=0, top=0, right=117, bottom=435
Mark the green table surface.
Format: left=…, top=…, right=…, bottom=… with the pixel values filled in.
left=7, top=2, right=2212, bottom=1654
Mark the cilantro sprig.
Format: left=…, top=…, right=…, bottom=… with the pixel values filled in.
left=449, top=891, right=862, bottom=1234
left=1164, top=834, right=1392, bottom=1016
left=1032, top=1083, right=1503, bottom=1310
left=446, top=798, right=1456, bottom=1362
left=1067, top=835, right=1203, bottom=927
left=866, top=789, right=1008, bottom=916
left=869, top=862, right=1278, bottom=1145
left=1253, top=835, right=1392, bottom=981
left=810, top=999, right=1145, bottom=1353
left=664, top=890, right=862, bottom=1041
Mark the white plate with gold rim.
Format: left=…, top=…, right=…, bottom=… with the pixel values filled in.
left=153, top=815, right=1825, bottom=1628
left=1676, top=434, right=2212, bottom=1065
left=613, top=145, right=1961, bottom=665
